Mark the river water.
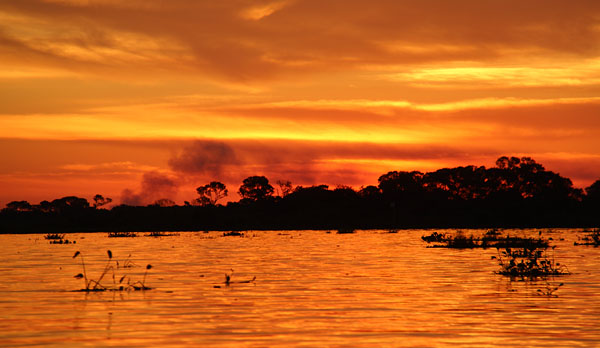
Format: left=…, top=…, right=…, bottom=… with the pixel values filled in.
left=0, top=229, right=599, bottom=347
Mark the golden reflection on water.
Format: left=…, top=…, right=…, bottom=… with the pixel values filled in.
left=0, top=229, right=599, bottom=347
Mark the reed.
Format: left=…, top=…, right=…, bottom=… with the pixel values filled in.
left=72, top=250, right=153, bottom=291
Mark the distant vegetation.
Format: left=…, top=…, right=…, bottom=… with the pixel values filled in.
left=421, top=229, right=550, bottom=249
left=574, top=228, right=600, bottom=246
left=2, top=156, right=600, bottom=233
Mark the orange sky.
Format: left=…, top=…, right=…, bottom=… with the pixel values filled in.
left=1, top=0, right=600, bottom=206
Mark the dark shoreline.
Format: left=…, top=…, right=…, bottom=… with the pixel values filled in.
left=1, top=201, right=598, bottom=234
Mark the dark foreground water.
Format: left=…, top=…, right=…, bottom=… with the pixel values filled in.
left=0, top=229, right=599, bottom=347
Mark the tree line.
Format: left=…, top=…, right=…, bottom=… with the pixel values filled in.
left=2, top=156, right=600, bottom=233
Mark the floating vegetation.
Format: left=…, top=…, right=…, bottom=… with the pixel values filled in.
left=494, top=247, right=570, bottom=279
left=107, top=232, right=137, bottom=238
left=421, top=230, right=549, bottom=249
left=223, top=231, right=244, bottom=237
left=213, top=269, right=256, bottom=288
left=145, top=231, right=180, bottom=237
left=72, top=250, right=152, bottom=292
left=574, top=228, right=600, bottom=246
left=337, top=229, right=355, bottom=234
left=45, top=233, right=75, bottom=244
left=421, top=231, right=447, bottom=243
left=49, top=239, right=75, bottom=244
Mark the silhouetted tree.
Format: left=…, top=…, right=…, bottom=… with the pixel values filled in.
left=5, top=201, right=32, bottom=212
left=49, top=196, right=90, bottom=213
left=93, top=194, right=113, bottom=208
left=276, top=180, right=294, bottom=197
left=495, top=156, right=522, bottom=170
left=195, top=181, right=228, bottom=206
left=37, top=200, right=52, bottom=213
left=358, top=185, right=381, bottom=199
left=378, top=171, right=424, bottom=198
left=238, top=176, right=274, bottom=202
left=585, top=179, right=600, bottom=202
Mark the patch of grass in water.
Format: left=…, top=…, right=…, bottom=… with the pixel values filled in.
left=574, top=228, right=600, bottom=246
left=45, top=233, right=75, bottom=244
left=223, top=231, right=244, bottom=237
left=493, top=246, right=570, bottom=279
left=107, top=232, right=137, bottom=238
left=72, top=250, right=153, bottom=292
left=145, top=231, right=180, bottom=237
left=421, top=230, right=549, bottom=249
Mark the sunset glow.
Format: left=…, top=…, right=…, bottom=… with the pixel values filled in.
left=1, top=0, right=600, bottom=206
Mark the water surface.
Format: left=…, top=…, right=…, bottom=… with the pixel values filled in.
left=1, top=229, right=599, bottom=347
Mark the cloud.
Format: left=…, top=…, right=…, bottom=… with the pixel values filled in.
left=240, top=1, right=289, bottom=21
left=120, top=171, right=178, bottom=206
left=60, top=161, right=160, bottom=174
left=1, top=0, right=599, bottom=81
left=168, top=141, right=239, bottom=178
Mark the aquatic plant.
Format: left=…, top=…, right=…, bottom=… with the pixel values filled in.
left=107, top=231, right=137, bottom=238
left=494, top=247, right=570, bottom=279
left=421, top=231, right=447, bottom=243
left=116, top=254, right=136, bottom=268
left=45, top=233, right=65, bottom=240
left=213, top=269, right=256, bottom=288
left=422, top=230, right=550, bottom=249
left=45, top=233, right=75, bottom=244
left=127, top=264, right=153, bottom=291
left=574, top=229, right=600, bottom=246
left=223, top=231, right=244, bottom=237
left=72, top=250, right=152, bottom=291
left=145, top=231, right=180, bottom=237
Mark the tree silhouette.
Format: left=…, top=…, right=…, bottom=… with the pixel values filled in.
left=49, top=196, right=90, bottom=213
left=93, top=194, right=112, bottom=208
left=378, top=171, right=424, bottom=199
left=5, top=201, right=32, bottom=212
left=195, top=181, right=228, bottom=206
left=358, top=185, right=381, bottom=199
left=585, top=179, right=600, bottom=202
left=238, top=176, right=274, bottom=202
left=276, top=180, right=293, bottom=197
